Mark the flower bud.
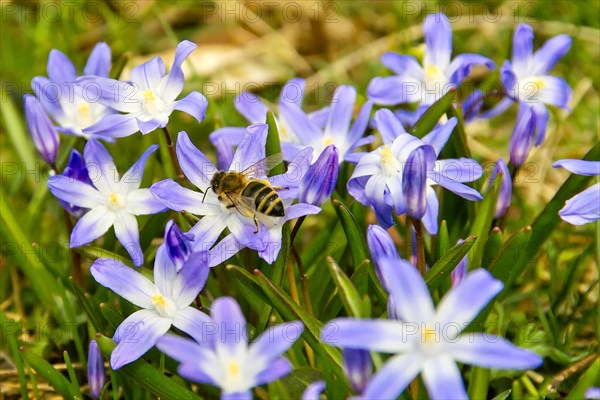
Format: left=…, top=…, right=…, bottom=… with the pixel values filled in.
left=490, top=159, right=512, bottom=219
left=88, top=339, right=105, bottom=399
left=509, top=106, right=536, bottom=166
left=402, top=145, right=435, bottom=220
left=164, top=220, right=194, bottom=272
left=300, top=145, right=339, bottom=206
left=56, top=150, right=94, bottom=218
left=343, top=348, right=372, bottom=394
left=23, top=94, right=59, bottom=165
left=366, top=225, right=400, bottom=291
left=451, top=239, right=468, bottom=286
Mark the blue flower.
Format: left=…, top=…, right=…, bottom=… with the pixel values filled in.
left=348, top=109, right=482, bottom=233
left=490, top=159, right=512, bottom=218
left=321, top=257, right=542, bottom=400
left=552, top=159, right=600, bottom=225
left=299, top=144, right=339, bottom=206
left=343, top=348, right=372, bottom=394
left=31, top=43, right=114, bottom=139
left=79, top=41, right=208, bottom=138
left=163, top=219, right=195, bottom=272
left=586, top=387, right=600, bottom=399
left=151, top=124, right=319, bottom=264
left=90, top=250, right=212, bottom=369
left=157, top=297, right=303, bottom=399
left=23, top=93, right=59, bottom=165
left=368, top=13, right=494, bottom=106
left=451, top=239, right=468, bottom=287
left=301, top=381, right=326, bottom=400
left=87, top=339, right=105, bottom=399
left=47, top=140, right=166, bottom=266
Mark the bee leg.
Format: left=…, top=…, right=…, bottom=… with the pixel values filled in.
left=253, top=216, right=260, bottom=234
left=270, top=186, right=289, bottom=191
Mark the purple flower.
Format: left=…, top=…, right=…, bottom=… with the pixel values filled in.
left=151, top=124, right=319, bottom=265
left=322, top=257, right=542, bottom=400
left=90, top=249, right=211, bottom=369
left=302, top=381, right=326, bottom=400
left=47, top=140, right=166, bottom=266
left=348, top=109, right=483, bottom=233
left=79, top=40, right=207, bottom=138
left=56, top=149, right=94, bottom=218
left=509, top=104, right=538, bottom=166
left=553, top=159, right=600, bottom=225
left=490, top=159, right=512, bottom=218
left=164, top=219, right=194, bottom=272
left=366, top=224, right=401, bottom=290
left=585, top=387, right=600, bottom=399
left=451, top=240, right=468, bottom=287
left=88, top=339, right=105, bottom=399
left=299, top=144, right=338, bottom=206
left=31, top=43, right=113, bottom=139
left=157, top=297, right=303, bottom=399
left=368, top=13, right=494, bottom=106
left=23, top=93, right=59, bottom=165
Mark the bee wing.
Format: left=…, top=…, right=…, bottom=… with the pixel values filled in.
left=224, top=191, right=257, bottom=218
left=241, top=153, right=284, bottom=179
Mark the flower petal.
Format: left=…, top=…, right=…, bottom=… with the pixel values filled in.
left=421, top=356, right=467, bottom=400
left=70, top=206, right=115, bottom=247
left=210, top=297, right=248, bottom=357
left=535, top=76, right=572, bottom=109
left=324, top=85, right=356, bottom=140
left=83, top=113, right=140, bottom=139
left=434, top=269, right=503, bottom=332
left=177, top=131, right=217, bottom=188
left=302, top=381, right=326, bottom=400
left=559, top=183, right=600, bottom=225
left=447, top=54, right=495, bottom=86
left=381, top=52, right=423, bottom=77
left=23, top=94, right=59, bottom=164
left=120, top=145, right=158, bottom=192
left=153, top=245, right=177, bottom=297
left=450, top=334, right=543, bottom=369
left=279, top=101, right=323, bottom=143
left=110, top=311, right=171, bottom=369
left=172, top=91, right=208, bottom=123
left=76, top=76, right=141, bottom=113
left=235, top=92, right=268, bottom=123
left=157, top=334, right=216, bottom=365
left=113, top=212, right=143, bottom=267
left=347, top=100, right=374, bottom=150
left=253, top=357, right=292, bottom=387
left=172, top=307, right=213, bottom=345
left=361, top=354, right=422, bottom=400
left=84, top=42, right=112, bottom=77
left=126, top=189, right=167, bottom=215
left=150, top=179, right=220, bottom=215
left=553, top=160, right=600, bottom=176
left=222, top=391, right=252, bottom=400
left=131, top=57, right=166, bottom=90
left=378, top=256, right=435, bottom=324
left=432, top=158, right=483, bottom=184
left=367, top=76, right=421, bottom=106
left=48, top=175, right=104, bottom=209
left=321, top=319, right=412, bottom=353
left=31, top=77, right=64, bottom=121
left=84, top=139, right=119, bottom=193
left=229, top=124, right=268, bottom=172
left=189, top=213, right=229, bottom=249
left=280, top=78, right=305, bottom=107
left=177, top=361, right=219, bottom=386
left=512, top=24, right=534, bottom=75
left=47, top=49, right=77, bottom=85
left=249, top=321, right=304, bottom=365
left=422, top=186, right=440, bottom=235
left=421, top=117, right=457, bottom=156
left=532, top=34, right=571, bottom=75
left=424, top=13, right=452, bottom=71
left=431, top=178, right=483, bottom=201
left=159, top=40, right=197, bottom=102
left=509, top=105, right=536, bottom=166
left=373, top=109, right=406, bottom=144
left=91, top=257, right=157, bottom=308
left=172, top=252, right=210, bottom=306
left=210, top=128, right=246, bottom=170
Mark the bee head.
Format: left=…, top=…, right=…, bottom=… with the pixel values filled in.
left=210, top=172, right=224, bottom=193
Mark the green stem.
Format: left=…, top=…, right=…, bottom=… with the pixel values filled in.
left=411, top=217, right=426, bottom=276
left=162, top=127, right=184, bottom=180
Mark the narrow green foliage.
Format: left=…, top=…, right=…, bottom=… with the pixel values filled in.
left=411, top=88, right=457, bottom=138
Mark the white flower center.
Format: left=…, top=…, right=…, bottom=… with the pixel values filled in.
left=75, top=102, right=94, bottom=128
left=142, top=89, right=165, bottom=115
left=107, top=192, right=125, bottom=211
left=516, top=76, right=546, bottom=102
left=151, top=294, right=177, bottom=318
left=423, top=64, right=450, bottom=103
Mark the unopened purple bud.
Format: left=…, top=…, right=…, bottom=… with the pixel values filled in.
left=88, top=339, right=105, bottom=399
left=366, top=225, right=400, bottom=291
left=343, top=348, right=372, bottom=394
left=491, top=159, right=512, bottom=219
left=451, top=239, right=468, bottom=286
left=57, top=150, right=94, bottom=218
left=165, top=220, right=194, bottom=272
left=300, top=145, right=339, bottom=206
left=509, top=106, right=536, bottom=166
left=23, top=94, right=59, bottom=165
left=462, top=89, right=483, bottom=122
left=402, top=145, right=435, bottom=220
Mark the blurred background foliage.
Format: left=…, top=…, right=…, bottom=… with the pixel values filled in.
left=0, top=0, right=598, bottom=398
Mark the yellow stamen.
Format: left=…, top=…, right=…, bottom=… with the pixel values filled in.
left=108, top=193, right=121, bottom=207
left=152, top=294, right=166, bottom=307
left=421, top=326, right=437, bottom=344
left=227, top=360, right=240, bottom=377
left=143, top=89, right=156, bottom=101
left=78, top=103, right=90, bottom=115
left=323, top=136, right=335, bottom=146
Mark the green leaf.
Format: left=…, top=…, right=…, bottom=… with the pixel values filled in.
left=488, top=226, right=533, bottom=294
left=100, top=303, right=125, bottom=331
left=78, top=245, right=134, bottom=268
left=411, top=88, right=457, bottom=138
left=225, top=264, right=270, bottom=307
left=325, top=256, right=364, bottom=317
left=252, top=269, right=345, bottom=372
left=70, top=278, right=106, bottom=334
left=491, top=389, right=512, bottom=400
left=526, top=141, right=600, bottom=261
left=21, top=347, right=79, bottom=399
left=566, top=358, right=600, bottom=400
left=95, top=335, right=202, bottom=400
left=445, top=105, right=472, bottom=158
left=1, top=312, right=29, bottom=400
left=63, top=351, right=82, bottom=398
left=481, top=227, right=503, bottom=269
left=277, top=367, right=324, bottom=400
left=266, top=110, right=285, bottom=175
left=425, top=236, right=476, bottom=291
left=0, top=91, right=35, bottom=168
left=333, top=199, right=369, bottom=268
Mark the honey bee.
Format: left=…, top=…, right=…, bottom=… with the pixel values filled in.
left=207, top=154, right=286, bottom=233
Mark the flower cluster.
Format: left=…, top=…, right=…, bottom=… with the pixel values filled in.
left=21, top=10, right=595, bottom=400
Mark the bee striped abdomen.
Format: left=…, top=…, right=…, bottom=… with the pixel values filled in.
left=243, top=181, right=285, bottom=217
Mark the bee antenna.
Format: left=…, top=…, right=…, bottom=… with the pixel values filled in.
left=202, top=186, right=209, bottom=203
